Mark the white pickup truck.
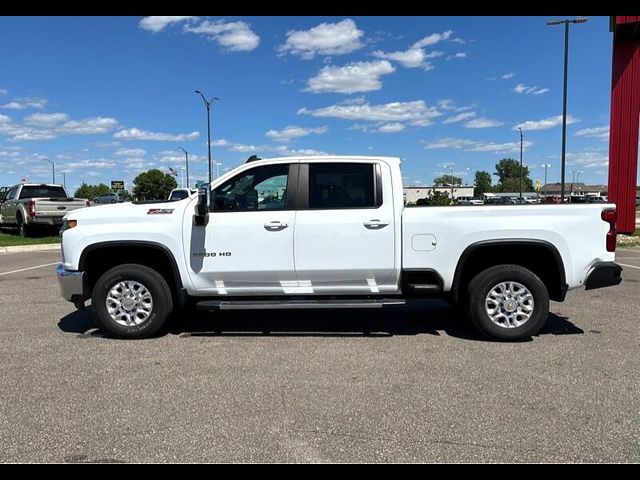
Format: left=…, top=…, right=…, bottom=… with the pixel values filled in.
left=57, top=156, right=622, bottom=341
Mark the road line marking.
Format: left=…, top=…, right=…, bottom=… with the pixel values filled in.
left=619, top=263, right=640, bottom=270
left=0, top=262, right=58, bottom=276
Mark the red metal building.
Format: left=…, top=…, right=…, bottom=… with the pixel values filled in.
left=608, top=16, right=640, bottom=234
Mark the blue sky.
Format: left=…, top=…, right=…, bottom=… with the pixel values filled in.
left=0, top=16, right=620, bottom=194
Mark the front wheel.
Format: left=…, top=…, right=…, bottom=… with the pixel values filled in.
left=466, top=264, right=549, bottom=341
left=92, top=264, right=173, bottom=339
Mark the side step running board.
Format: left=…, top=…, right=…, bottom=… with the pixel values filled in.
left=196, top=298, right=406, bottom=311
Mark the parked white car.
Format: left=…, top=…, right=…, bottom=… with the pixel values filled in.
left=57, top=156, right=622, bottom=341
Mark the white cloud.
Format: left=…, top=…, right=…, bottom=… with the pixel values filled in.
left=422, top=137, right=475, bottom=149
left=451, top=52, right=467, bottom=59
left=306, top=60, right=395, bottom=94
left=0, top=113, right=13, bottom=123
left=377, top=123, right=405, bottom=133
left=422, top=137, right=533, bottom=153
left=0, top=112, right=118, bottom=141
left=1, top=97, right=48, bottom=110
left=442, top=111, right=476, bottom=124
left=514, top=115, right=579, bottom=131
left=211, top=139, right=230, bottom=147
left=465, top=117, right=503, bottom=129
left=115, top=148, right=146, bottom=157
left=139, top=16, right=195, bottom=33
left=114, top=128, right=200, bottom=141
left=574, top=125, right=609, bottom=140
left=265, top=125, right=328, bottom=143
left=412, top=30, right=453, bottom=48
left=184, top=20, right=260, bottom=52
left=502, top=72, right=515, bottom=80
left=229, top=143, right=263, bottom=153
left=273, top=146, right=330, bottom=157
left=278, top=19, right=364, bottom=59
left=0, top=88, right=7, bottom=96
left=451, top=37, right=466, bottom=44
left=514, top=83, right=549, bottom=95
left=373, top=48, right=430, bottom=69
left=299, top=100, right=441, bottom=127
left=59, top=117, right=119, bottom=135
left=469, top=140, right=533, bottom=152
left=24, top=112, right=70, bottom=127
left=373, top=31, right=449, bottom=71
left=567, top=151, right=609, bottom=168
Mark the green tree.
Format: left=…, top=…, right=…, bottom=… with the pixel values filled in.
left=74, top=183, right=110, bottom=200
left=133, top=169, right=177, bottom=201
left=494, top=158, right=533, bottom=192
left=416, top=190, right=454, bottom=206
left=474, top=170, right=493, bottom=196
left=433, top=174, right=462, bottom=187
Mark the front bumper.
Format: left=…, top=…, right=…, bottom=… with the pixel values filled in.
left=585, top=262, right=623, bottom=290
left=56, top=264, right=85, bottom=302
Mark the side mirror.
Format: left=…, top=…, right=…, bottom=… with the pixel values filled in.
left=194, top=187, right=209, bottom=226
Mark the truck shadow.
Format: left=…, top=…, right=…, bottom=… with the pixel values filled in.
left=58, top=300, right=583, bottom=342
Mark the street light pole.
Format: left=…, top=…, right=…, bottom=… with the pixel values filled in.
left=547, top=17, right=588, bottom=203
left=62, top=172, right=66, bottom=190
left=194, top=91, right=220, bottom=187
left=518, top=127, right=523, bottom=202
left=542, top=163, right=551, bottom=186
left=46, top=159, right=55, bottom=184
left=179, top=147, right=189, bottom=189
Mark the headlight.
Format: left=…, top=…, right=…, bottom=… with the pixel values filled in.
left=60, top=218, right=77, bottom=235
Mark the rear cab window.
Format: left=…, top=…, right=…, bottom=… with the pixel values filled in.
left=19, top=186, right=67, bottom=199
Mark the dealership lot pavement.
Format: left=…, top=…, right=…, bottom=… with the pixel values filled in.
left=0, top=250, right=639, bottom=463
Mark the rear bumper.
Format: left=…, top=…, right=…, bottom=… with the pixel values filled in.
left=585, top=262, right=623, bottom=290
left=56, top=264, right=85, bottom=302
left=29, top=216, right=64, bottom=226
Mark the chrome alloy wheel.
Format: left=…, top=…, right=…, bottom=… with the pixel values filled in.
left=106, top=280, right=153, bottom=326
left=485, top=281, right=534, bottom=329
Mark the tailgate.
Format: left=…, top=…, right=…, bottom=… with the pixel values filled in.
left=35, top=199, right=87, bottom=217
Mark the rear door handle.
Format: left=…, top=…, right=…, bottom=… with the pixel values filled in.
left=364, top=219, right=389, bottom=229
left=264, top=221, right=289, bottom=231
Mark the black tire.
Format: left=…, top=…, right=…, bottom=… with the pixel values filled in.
left=92, top=264, right=173, bottom=339
left=466, top=264, right=549, bottom=341
left=17, top=217, right=30, bottom=237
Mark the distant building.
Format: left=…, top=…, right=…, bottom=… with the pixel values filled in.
left=539, top=183, right=608, bottom=197
left=404, top=185, right=474, bottom=204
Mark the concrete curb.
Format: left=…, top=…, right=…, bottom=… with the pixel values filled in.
left=0, top=244, right=60, bottom=254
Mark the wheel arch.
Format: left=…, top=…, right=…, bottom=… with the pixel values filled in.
left=79, top=241, right=186, bottom=304
left=451, top=239, right=568, bottom=302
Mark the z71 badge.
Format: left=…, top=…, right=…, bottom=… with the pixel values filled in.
left=147, top=208, right=174, bottom=215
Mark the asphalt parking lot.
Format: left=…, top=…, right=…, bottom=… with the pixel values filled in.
left=0, top=249, right=639, bottom=463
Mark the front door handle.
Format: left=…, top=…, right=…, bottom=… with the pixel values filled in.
left=364, top=219, right=389, bottom=229
left=264, top=221, right=289, bottom=231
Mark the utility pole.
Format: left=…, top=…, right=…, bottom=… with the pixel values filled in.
left=518, top=127, right=524, bottom=202
left=542, top=163, right=551, bottom=186
left=547, top=17, right=588, bottom=203
left=46, top=159, right=55, bottom=184
left=194, top=91, right=220, bottom=187
left=179, top=147, right=189, bottom=188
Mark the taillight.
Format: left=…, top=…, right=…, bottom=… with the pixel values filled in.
left=601, top=208, right=617, bottom=252
left=28, top=200, right=36, bottom=217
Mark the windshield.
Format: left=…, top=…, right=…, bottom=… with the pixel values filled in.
left=19, top=185, right=67, bottom=199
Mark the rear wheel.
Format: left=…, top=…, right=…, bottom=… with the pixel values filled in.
left=17, top=217, right=31, bottom=237
left=92, top=264, right=173, bottom=339
left=466, top=264, right=549, bottom=341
